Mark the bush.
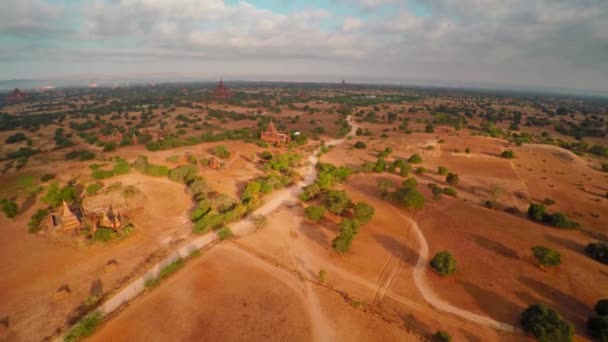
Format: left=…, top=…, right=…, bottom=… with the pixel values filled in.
left=305, top=205, right=326, bottom=222
left=332, top=218, right=361, bottom=253
left=438, top=166, right=448, bottom=176
left=144, top=258, right=185, bottom=288
left=326, top=190, right=351, bottom=215
left=91, top=169, right=114, bottom=180
left=446, top=172, right=459, bottom=185
left=133, top=155, right=170, bottom=177
left=168, top=164, right=198, bottom=183
left=1, top=199, right=19, bottom=218
left=353, top=141, right=367, bottom=149
left=63, top=311, right=103, bottom=342
left=65, top=150, right=96, bottom=161
left=353, top=202, right=375, bottom=224
left=217, top=227, right=233, bottom=240
left=402, top=177, right=418, bottom=189
left=260, top=151, right=273, bottom=160
left=442, top=187, right=457, bottom=197
left=595, top=299, right=608, bottom=316
left=501, top=150, right=515, bottom=159
left=28, top=208, right=48, bottom=233
left=429, top=251, right=456, bottom=276
left=547, top=212, right=580, bottom=229
left=432, top=330, right=452, bottom=342
left=520, top=304, right=574, bottom=342
left=393, top=186, right=425, bottom=210
left=532, top=246, right=562, bottom=266
left=93, top=227, right=115, bottom=242
left=587, top=316, right=608, bottom=342
left=213, top=145, right=231, bottom=159
left=40, top=173, right=55, bottom=182
left=42, top=182, right=77, bottom=207
left=528, top=203, right=548, bottom=222
left=5, top=132, right=27, bottom=144
left=586, top=242, right=608, bottom=265
left=408, top=154, right=423, bottom=163
left=85, top=183, right=103, bottom=196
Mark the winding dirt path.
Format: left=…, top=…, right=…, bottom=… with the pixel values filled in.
left=384, top=203, right=520, bottom=333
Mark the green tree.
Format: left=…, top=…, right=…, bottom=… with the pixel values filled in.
left=528, top=203, right=548, bottom=222
left=332, top=218, right=361, bottom=253
left=393, top=186, right=425, bottom=210
left=520, top=304, right=574, bottom=342
left=438, top=166, right=449, bottom=176
left=446, top=172, right=459, bottom=185
left=1, top=199, right=19, bottom=218
left=377, top=178, right=396, bottom=196
left=501, top=150, right=515, bottom=159
left=353, top=202, right=375, bottom=224
left=354, top=141, right=366, bottom=149
left=532, top=246, right=562, bottom=266
left=585, top=242, right=608, bottom=265
left=432, top=330, right=452, bottom=342
left=408, top=154, right=423, bottom=163
left=326, top=190, right=351, bottom=215
left=213, top=144, right=231, bottom=159
left=305, top=205, right=326, bottom=222
left=429, top=251, right=456, bottom=276
left=425, top=123, right=436, bottom=133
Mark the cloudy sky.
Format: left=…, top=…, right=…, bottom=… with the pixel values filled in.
left=1, top=0, right=607, bottom=93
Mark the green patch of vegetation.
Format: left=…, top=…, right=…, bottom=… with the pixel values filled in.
left=63, top=311, right=103, bottom=342
left=520, top=304, right=574, bottom=342
left=438, top=166, right=448, bottom=176
left=318, top=269, right=327, bottom=283
left=429, top=251, right=456, bottom=276
left=85, top=183, right=103, bottom=196
left=133, top=155, right=170, bottom=177
left=65, top=150, right=96, bottom=161
left=501, top=150, right=515, bottom=159
left=446, top=172, right=460, bottom=185
left=432, top=330, right=452, bottom=342
left=353, top=202, right=375, bottom=224
left=144, top=258, right=185, bottom=288
left=305, top=205, right=326, bottom=222
left=217, top=227, right=233, bottom=240
left=408, top=153, right=423, bottom=164
left=1, top=199, right=19, bottom=218
left=212, top=144, right=231, bottom=159
left=332, top=218, right=361, bottom=253
left=93, top=227, right=115, bottom=242
left=40, top=173, right=55, bottom=182
left=42, top=182, right=77, bottom=207
left=5, top=147, right=40, bottom=160
left=527, top=203, right=580, bottom=229
left=442, top=187, right=457, bottom=197
left=532, top=246, right=562, bottom=266
left=585, top=242, right=608, bottom=265
left=353, top=141, right=367, bottom=149
left=28, top=208, right=48, bottom=233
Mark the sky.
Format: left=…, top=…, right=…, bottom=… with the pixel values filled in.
left=1, top=0, right=608, bottom=93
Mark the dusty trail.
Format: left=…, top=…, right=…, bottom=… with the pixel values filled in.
left=384, top=203, right=519, bottom=333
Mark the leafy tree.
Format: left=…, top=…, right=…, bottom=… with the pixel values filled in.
left=429, top=251, right=456, bottom=276
left=547, top=212, right=580, bottom=229
left=425, top=123, right=436, bottom=133
left=528, top=203, right=548, bottom=222
left=332, top=218, right=361, bottom=253
left=402, top=177, right=418, bottom=189
left=532, top=246, right=562, bottom=266
left=85, top=183, right=103, bottom=196
left=442, top=187, right=457, bottom=197
left=432, top=330, right=452, bottom=342
left=326, top=190, right=351, bottom=215
left=520, top=304, right=574, bottom=342
left=1, top=199, right=19, bottom=218
left=586, top=242, right=608, bottom=265
left=393, top=186, right=425, bottom=210
left=42, top=182, right=77, bottom=207
left=353, top=202, right=375, bottom=224
left=501, top=150, right=515, bottom=159
left=446, top=172, right=459, bottom=185
left=213, top=144, right=231, bottom=159
left=377, top=178, right=396, bottom=196
left=5, top=132, right=27, bottom=144
left=408, top=154, right=423, bottom=163
left=305, top=205, right=326, bottom=222
left=587, top=316, right=608, bottom=342
left=438, top=166, right=448, bottom=176
left=595, top=300, right=608, bottom=316
left=300, top=183, right=321, bottom=201
left=354, top=141, right=367, bottom=149
left=28, top=208, right=48, bottom=233
left=260, top=150, right=273, bottom=160
left=217, top=227, right=233, bottom=240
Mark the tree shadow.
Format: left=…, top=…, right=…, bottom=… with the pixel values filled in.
left=19, top=194, right=36, bottom=215
left=579, top=228, right=608, bottom=243
left=543, top=233, right=586, bottom=255
left=517, top=275, right=592, bottom=330
left=0, top=316, right=8, bottom=329
left=373, top=234, right=417, bottom=267
left=297, top=219, right=331, bottom=248
left=401, top=313, right=431, bottom=337
left=470, top=234, right=519, bottom=260
left=458, top=280, right=522, bottom=323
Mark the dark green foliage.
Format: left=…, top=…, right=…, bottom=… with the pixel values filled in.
left=260, top=151, right=273, bottom=160
left=501, top=150, right=515, bottom=159
left=5, top=147, right=39, bottom=160
left=532, top=246, right=562, bottom=266
left=353, top=202, right=375, bottom=224
left=133, top=155, right=170, bottom=177
left=547, top=212, right=580, bottom=229
left=168, top=164, right=198, bottom=183
left=93, top=227, right=115, bottom=242
left=300, top=183, right=321, bottom=202
left=402, top=177, right=418, bottom=189
left=520, top=304, right=574, bottom=342
left=425, top=123, right=435, bottom=133
left=438, top=166, right=448, bottom=176
left=408, top=154, right=422, bottom=163
left=446, top=172, right=459, bottom=185
left=1, top=199, right=19, bottom=218
left=442, top=187, right=457, bottom=197
left=265, top=153, right=301, bottom=173
left=377, top=178, right=396, bottom=196
left=326, top=189, right=351, bottom=215
left=213, top=144, right=231, bottom=159
left=586, top=242, right=608, bottom=265
left=42, top=182, right=77, bottom=207
left=354, top=141, right=367, bottom=149
left=65, top=150, right=96, bottom=161
left=28, top=208, right=48, bottom=233
left=393, top=186, right=425, bottom=210
left=63, top=311, right=103, bottom=342
left=91, top=169, right=114, bottom=180
left=217, top=227, right=233, bottom=240
left=602, top=164, right=608, bottom=173
left=528, top=203, right=548, bottom=222
left=595, top=300, right=608, bottom=316
left=432, top=330, right=452, bottom=342
left=415, top=166, right=426, bottom=175
left=305, top=205, right=326, bottom=221
left=332, top=218, right=361, bottom=253
left=144, top=258, right=185, bottom=288
left=85, top=183, right=103, bottom=196
left=429, top=251, right=456, bottom=276
left=40, top=173, right=55, bottom=182
left=5, top=132, right=27, bottom=144
left=587, top=316, right=608, bottom=342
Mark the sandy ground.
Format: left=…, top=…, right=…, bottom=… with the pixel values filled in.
left=0, top=175, right=191, bottom=341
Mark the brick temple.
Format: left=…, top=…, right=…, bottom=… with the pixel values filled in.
left=213, top=80, right=232, bottom=99
left=7, top=88, right=27, bottom=101
left=260, top=120, right=291, bottom=144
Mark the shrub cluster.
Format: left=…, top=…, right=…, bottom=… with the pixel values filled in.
left=585, top=242, right=608, bottom=265
left=429, top=251, right=457, bottom=276
left=1, top=199, right=19, bottom=218
left=133, top=155, right=170, bottom=177
left=527, top=203, right=580, bottom=229
left=520, top=304, right=574, bottom=342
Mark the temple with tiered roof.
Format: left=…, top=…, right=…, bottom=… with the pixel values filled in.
left=213, top=79, right=232, bottom=99
left=260, top=120, right=291, bottom=144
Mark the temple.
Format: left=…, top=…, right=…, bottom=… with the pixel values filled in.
left=7, top=88, right=27, bottom=101
left=47, top=201, right=130, bottom=234
left=213, top=80, right=232, bottom=99
left=260, top=120, right=291, bottom=144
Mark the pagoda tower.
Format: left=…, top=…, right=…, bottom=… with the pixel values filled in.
left=59, top=201, right=81, bottom=231
left=213, top=79, right=232, bottom=99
